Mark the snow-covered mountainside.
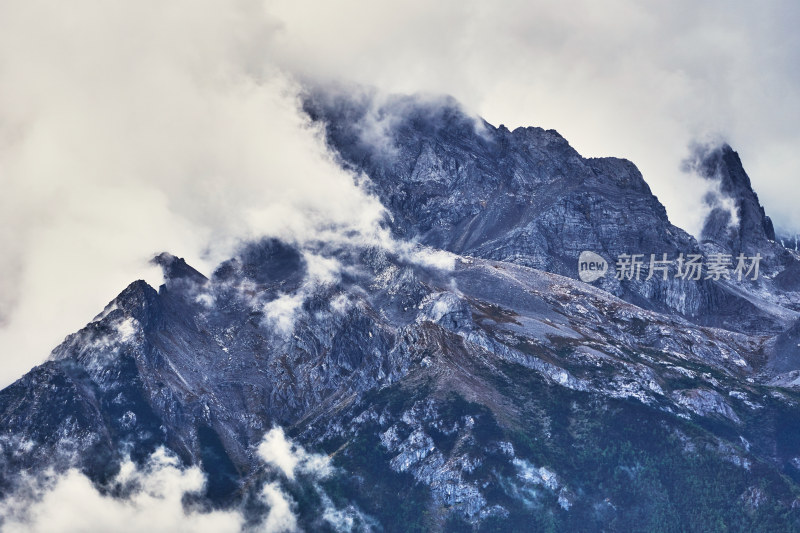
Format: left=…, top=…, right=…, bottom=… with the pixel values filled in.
left=3, top=92, right=800, bottom=532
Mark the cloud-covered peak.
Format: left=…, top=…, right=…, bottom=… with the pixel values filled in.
left=687, top=142, right=777, bottom=251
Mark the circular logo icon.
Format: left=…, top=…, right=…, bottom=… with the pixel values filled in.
left=578, top=251, right=608, bottom=282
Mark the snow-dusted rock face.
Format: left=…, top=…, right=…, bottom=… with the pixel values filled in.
left=3, top=91, right=800, bottom=530
left=692, top=143, right=776, bottom=253
left=306, top=90, right=800, bottom=335
left=672, top=388, right=742, bottom=424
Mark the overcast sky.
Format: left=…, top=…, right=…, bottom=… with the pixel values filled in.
left=266, top=0, right=800, bottom=232
left=0, top=0, right=798, bottom=385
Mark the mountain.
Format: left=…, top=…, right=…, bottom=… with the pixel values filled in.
left=692, top=143, right=776, bottom=252
left=304, top=89, right=799, bottom=333
left=3, top=91, right=800, bottom=532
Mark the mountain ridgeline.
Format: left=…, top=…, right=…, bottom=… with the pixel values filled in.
left=304, top=90, right=798, bottom=333
left=2, top=91, right=800, bottom=532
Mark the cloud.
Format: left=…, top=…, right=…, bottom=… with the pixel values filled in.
left=0, top=430, right=356, bottom=533
left=260, top=251, right=343, bottom=336
left=0, top=449, right=244, bottom=533
left=3, top=0, right=800, bottom=387
left=259, top=483, right=298, bottom=533
left=682, top=141, right=742, bottom=233
left=265, top=0, right=800, bottom=235
left=0, top=0, right=386, bottom=386
left=256, top=426, right=332, bottom=481
left=255, top=427, right=371, bottom=532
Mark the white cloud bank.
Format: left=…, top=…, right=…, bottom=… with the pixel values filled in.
left=266, top=0, right=800, bottom=235
left=0, top=449, right=244, bottom=533
left=257, top=426, right=332, bottom=481
left=0, top=0, right=386, bottom=385
left=2, top=0, right=799, bottom=385
left=0, top=428, right=367, bottom=533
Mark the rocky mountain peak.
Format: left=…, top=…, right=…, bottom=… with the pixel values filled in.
left=4, top=91, right=800, bottom=532
left=152, top=253, right=207, bottom=284
left=113, top=279, right=162, bottom=325
left=693, top=143, right=776, bottom=252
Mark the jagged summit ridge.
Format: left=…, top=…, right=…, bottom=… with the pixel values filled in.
left=689, top=143, right=777, bottom=251
left=306, top=90, right=800, bottom=332
left=3, top=91, right=800, bottom=530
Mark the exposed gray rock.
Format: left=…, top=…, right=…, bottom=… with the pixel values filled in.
left=672, top=388, right=741, bottom=424
left=3, top=91, right=800, bottom=530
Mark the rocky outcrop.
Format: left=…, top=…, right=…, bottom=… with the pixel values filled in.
left=306, top=90, right=800, bottom=335
left=689, top=144, right=776, bottom=252
left=3, top=91, right=800, bottom=530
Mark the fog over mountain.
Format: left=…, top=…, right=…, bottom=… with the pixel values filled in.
left=1, top=2, right=800, bottom=532
left=2, top=89, right=800, bottom=529
left=2, top=0, right=800, bottom=387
